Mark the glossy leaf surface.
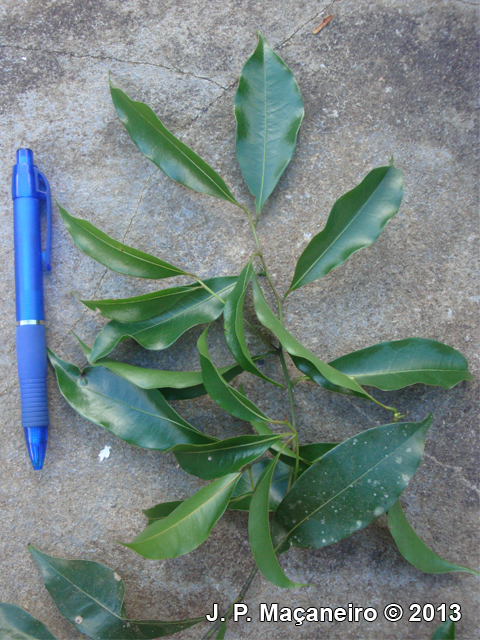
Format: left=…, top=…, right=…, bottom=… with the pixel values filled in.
left=431, top=619, right=455, bottom=640
left=273, top=415, right=432, bottom=550
left=252, top=276, right=369, bottom=398
left=173, top=434, right=285, bottom=480
left=110, top=80, right=239, bottom=206
left=387, top=501, right=478, bottom=576
left=29, top=546, right=202, bottom=639
left=0, top=603, right=56, bottom=640
left=76, top=333, right=254, bottom=400
left=58, top=204, right=185, bottom=280
left=81, top=284, right=198, bottom=322
left=49, top=350, right=215, bottom=450
left=90, top=277, right=237, bottom=361
left=198, top=328, right=272, bottom=422
left=301, top=338, right=473, bottom=392
left=125, top=474, right=240, bottom=559
left=234, top=33, right=304, bottom=213
left=248, top=455, right=307, bottom=588
left=224, top=261, right=281, bottom=386
left=289, top=164, right=404, bottom=291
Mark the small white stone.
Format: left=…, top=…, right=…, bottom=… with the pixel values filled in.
left=98, top=445, right=112, bottom=461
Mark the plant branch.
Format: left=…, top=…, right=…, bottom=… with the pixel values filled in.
left=201, top=565, right=259, bottom=639
left=279, top=350, right=300, bottom=484
left=241, top=205, right=284, bottom=322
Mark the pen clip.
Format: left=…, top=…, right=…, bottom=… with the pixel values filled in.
left=36, top=169, right=52, bottom=271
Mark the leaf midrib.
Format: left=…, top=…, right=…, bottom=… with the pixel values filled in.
left=89, top=286, right=199, bottom=308
left=177, top=435, right=282, bottom=455
left=347, top=368, right=469, bottom=378
left=117, top=90, right=237, bottom=205
left=292, top=168, right=392, bottom=288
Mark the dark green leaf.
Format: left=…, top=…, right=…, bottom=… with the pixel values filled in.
left=48, top=350, right=215, bottom=450
left=215, top=620, right=227, bottom=639
left=234, top=33, right=304, bottom=214
left=252, top=275, right=369, bottom=398
left=431, top=619, right=455, bottom=640
left=75, top=333, right=260, bottom=399
left=291, top=354, right=372, bottom=399
left=90, top=277, right=237, bottom=362
left=0, top=603, right=56, bottom=640
left=248, top=454, right=307, bottom=588
left=273, top=415, right=432, bottom=551
left=110, top=79, right=239, bottom=206
left=28, top=546, right=203, bottom=639
left=124, top=473, right=241, bottom=559
left=143, top=501, right=184, bottom=525
left=289, top=164, right=404, bottom=291
left=224, top=261, right=282, bottom=386
left=299, top=442, right=338, bottom=463
left=298, top=338, right=473, bottom=393
left=58, top=203, right=186, bottom=280
left=229, top=458, right=291, bottom=512
left=387, top=500, right=478, bottom=576
left=198, top=328, right=272, bottom=422
left=81, top=284, right=198, bottom=322
left=173, top=434, right=285, bottom=480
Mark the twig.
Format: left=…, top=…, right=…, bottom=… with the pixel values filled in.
left=312, top=14, right=333, bottom=35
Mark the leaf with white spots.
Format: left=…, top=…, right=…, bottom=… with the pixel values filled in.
left=272, top=415, right=432, bottom=551
left=28, top=546, right=203, bottom=639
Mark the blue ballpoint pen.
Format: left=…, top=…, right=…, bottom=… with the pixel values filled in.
left=12, top=148, right=52, bottom=470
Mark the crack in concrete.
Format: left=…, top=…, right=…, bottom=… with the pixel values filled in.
left=122, top=167, right=160, bottom=243
left=423, top=452, right=480, bottom=496
left=276, top=2, right=335, bottom=49
left=0, top=42, right=228, bottom=90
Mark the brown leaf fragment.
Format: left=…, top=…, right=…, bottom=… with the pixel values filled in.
left=312, top=15, right=333, bottom=35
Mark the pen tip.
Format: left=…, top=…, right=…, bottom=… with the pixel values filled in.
left=24, top=427, right=47, bottom=471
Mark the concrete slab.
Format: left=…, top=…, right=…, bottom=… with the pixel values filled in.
left=0, top=1, right=478, bottom=639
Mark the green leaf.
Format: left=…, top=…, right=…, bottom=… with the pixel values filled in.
left=198, top=328, right=272, bottom=422
left=234, top=33, right=304, bottom=214
left=124, top=473, right=241, bottom=559
left=224, top=260, right=282, bottom=387
left=143, top=501, right=184, bottom=525
left=28, top=546, right=203, bottom=639
left=172, top=434, right=285, bottom=480
left=81, top=284, right=198, bottom=322
left=299, top=442, right=338, bottom=463
left=272, top=415, right=432, bottom=551
left=75, top=333, right=262, bottom=400
left=110, top=79, right=239, bottom=206
left=90, top=277, right=237, bottom=362
left=298, top=338, right=473, bottom=393
left=431, top=618, right=455, bottom=640
left=215, top=620, right=227, bottom=639
left=289, top=164, right=404, bottom=292
left=0, top=603, right=56, bottom=640
left=229, top=458, right=291, bottom=511
left=48, top=349, right=215, bottom=450
left=58, top=203, right=186, bottom=280
left=252, top=275, right=369, bottom=398
left=387, top=501, right=479, bottom=576
left=248, top=455, right=307, bottom=588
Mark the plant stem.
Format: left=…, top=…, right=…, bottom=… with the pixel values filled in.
left=241, top=205, right=284, bottom=322
left=190, top=275, right=226, bottom=304
left=363, top=391, right=404, bottom=421
left=201, top=565, right=259, bottom=639
left=278, top=349, right=300, bottom=484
